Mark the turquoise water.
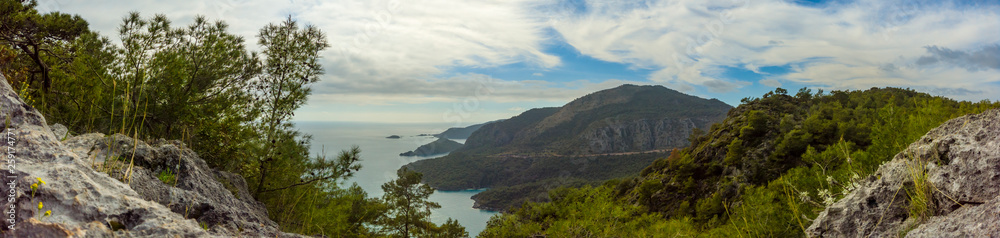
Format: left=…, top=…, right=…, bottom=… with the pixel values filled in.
left=294, top=122, right=497, bottom=236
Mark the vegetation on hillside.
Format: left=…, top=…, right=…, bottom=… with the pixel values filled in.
left=481, top=87, right=1000, bottom=237
left=0, top=1, right=464, bottom=237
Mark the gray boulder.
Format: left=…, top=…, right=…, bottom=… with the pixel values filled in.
left=63, top=133, right=293, bottom=236
left=0, top=73, right=301, bottom=237
left=807, top=109, right=1000, bottom=237
left=49, top=123, right=68, bottom=140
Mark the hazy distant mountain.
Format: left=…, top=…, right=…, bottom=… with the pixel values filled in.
left=400, top=137, right=464, bottom=156
left=434, top=121, right=499, bottom=140
left=406, top=84, right=733, bottom=211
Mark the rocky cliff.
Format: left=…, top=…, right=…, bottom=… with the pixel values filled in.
left=807, top=109, right=1000, bottom=237
left=0, top=76, right=299, bottom=236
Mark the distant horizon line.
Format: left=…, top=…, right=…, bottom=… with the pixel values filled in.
left=292, top=120, right=490, bottom=126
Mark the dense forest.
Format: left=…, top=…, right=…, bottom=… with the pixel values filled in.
left=1, top=1, right=464, bottom=237
left=480, top=87, right=999, bottom=237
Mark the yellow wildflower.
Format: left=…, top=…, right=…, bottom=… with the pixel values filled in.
left=44, top=210, right=51, bottom=217
left=30, top=183, right=39, bottom=198
left=38, top=202, right=43, bottom=210
left=36, top=177, right=45, bottom=185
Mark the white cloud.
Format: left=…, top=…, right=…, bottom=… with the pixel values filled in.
left=548, top=0, right=1000, bottom=99
left=44, top=0, right=1000, bottom=122
left=746, top=63, right=762, bottom=74
left=308, top=73, right=652, bottom=105
left=759, top=78, right=782, bottom=87
left=317, top=0, right=561, bottom=79
left=51, top=0, right=574, bottom=101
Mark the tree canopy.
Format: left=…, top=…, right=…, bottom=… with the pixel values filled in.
left=1, top=3, right=467, bottom=236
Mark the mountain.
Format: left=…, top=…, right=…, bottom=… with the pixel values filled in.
left=405, top=84, right=733, bottom=211
left=479, top=87, right=1000, bottom=237
left=400, top=137, right=465, bottom=156
left=463, top=84, right=732, bottom=154
left=434, top=121, right=498, bottom=139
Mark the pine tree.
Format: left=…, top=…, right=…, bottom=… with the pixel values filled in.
left=379, top=168, right=442, bottom=238
left=251, top=16, right=329, bottom=197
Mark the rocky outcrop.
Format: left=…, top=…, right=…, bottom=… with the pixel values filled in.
left=62, top=133, right=293, bottom=236
left=807, top=109, right=1000, bottom=237
left=0, top=75, right=299, bottom=236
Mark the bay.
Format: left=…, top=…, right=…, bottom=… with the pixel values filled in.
left=294, top=121, right=497, bottom=236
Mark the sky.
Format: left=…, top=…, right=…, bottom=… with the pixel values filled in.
left=38, top=0, right=1000, bottom=125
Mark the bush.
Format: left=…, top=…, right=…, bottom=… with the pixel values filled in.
left=157, top=168, right=176, bottom=186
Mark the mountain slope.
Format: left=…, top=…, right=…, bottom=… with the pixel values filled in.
left=480, top=87, right=1000, bottom=237
left=400, top=137, right=464, bottom=156
left=406, top=84, right=732, bottom=210
left=434, top=121, right=496, bottom=139
left=462, top=84, right=731, bottom=155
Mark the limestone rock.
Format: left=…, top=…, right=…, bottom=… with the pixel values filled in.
left=63, top=133, right=291, bottom=236
left=49, top=123, right=68, bottom=140
left=0, top=71, right=302, bottom=237
left=807, top=109, right=1000, bottom=237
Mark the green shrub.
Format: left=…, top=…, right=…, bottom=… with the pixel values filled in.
left=157, top=168, right=176, bottom=186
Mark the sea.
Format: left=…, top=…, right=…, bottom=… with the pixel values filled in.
left=294, top=121, right=498, bottom=236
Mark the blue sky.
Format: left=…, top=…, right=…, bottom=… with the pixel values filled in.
left=44, top=0, right=1000, bottom=125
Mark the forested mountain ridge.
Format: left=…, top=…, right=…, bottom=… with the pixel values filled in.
left=406, top=84, right=733, bottom=211
left=480, top=87, right=1000, bottom=237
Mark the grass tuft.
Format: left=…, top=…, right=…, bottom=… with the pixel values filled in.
left=901, top=151, right=933, bottom=235
left=157, top=168, right=177, bottom=186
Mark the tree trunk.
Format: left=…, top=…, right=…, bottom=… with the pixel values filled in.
left=254, top=159, right=267, bottom=198
left=16, top=43, right=51, bottom=93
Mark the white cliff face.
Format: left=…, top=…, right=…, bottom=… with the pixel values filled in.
left=0, top=74, right=300, bottom=237
left=807, top=108, right=1000, bottom=237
